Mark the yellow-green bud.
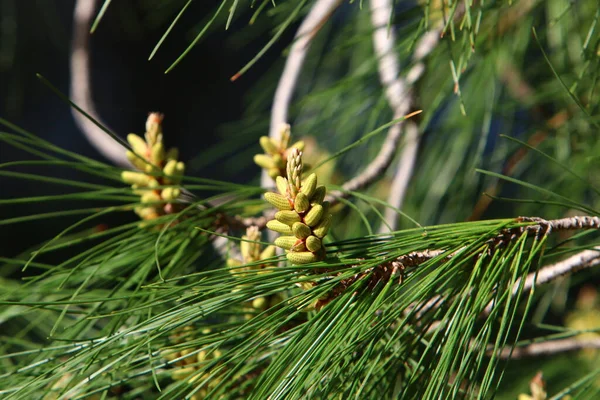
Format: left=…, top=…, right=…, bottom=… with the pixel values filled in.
left=145, top=113, right=163, bottom=145
left=259, top=245, right=276, bottom=260
left=286, top=251, right=318, bottom=265
left=279, top=123, right=291, bottom=149
left=294, top=192, right=310, bottom=213
left=296, top=279, right=314, bottom=291
left=300, top=173, right=317, bottom=198
left=264, top=192, right=292, bottom=210
left=287, top=148, right=303, bottom=196
left=274, top=236, right=300, bottom=250
left=267, top=220, right=294, bottom=235
left=276, top=176, right=288, bottom=196
left=227, top=258, right=242, bottom=268
left=151, top=142, right=165, bottom=165
left=163, top=159, right=178, bottom=177
left=161, top=187, right=180, bottom=200
left=127, top=133, right=148, bottom=156
left=289, top=140, right=305, bottom=152
left=196, top=350, right=208, bottom=363
left=259, top=136, right=279, bottom=155
left=245, top=225, right=260, bottom=242
left=292, top=222, right=311, bottom=239
left=241, top=226, right=261, bottom=261
left=252, top=296, right=267, bottom=310
left=175, top=162, right=185, bottom=175
left=311, top=186, right=326, bottom=204
left=126, top=150, right=147, bottom=170
left=240, top=239, right=251, bottom=261
left=254, top=154, right=276, bottom=169
left=268, top=168, right=281, bottom=179
left=305, top=235, right=322, bottom=252
left=275, top=210, right=301, bottom=226
left=144, top=163, right=156, bottom=174
left=313, top=214, right=332, bottom=238
left=136, top=206, right=159, bottom=220
left=141, top=190, right=161, bottom=204
left=304, top=204, right=324, bottom=227
left=122, top=171, right=153, bottom=187
left=291, top=241, right=308, bottom=252
left=272, top=154, right=283, bottom=167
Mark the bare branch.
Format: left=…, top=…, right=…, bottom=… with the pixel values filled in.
left=521, top=248, right=600, bottom=288
left=484, top=247, right=600, bottom=315
left=380, top=121, right=419, bottom=231
left=381, top=29, right=441, bottom=231
left=329, top=3, right=440, bottom=209
left=264, top=0, right=343, bottom=189
left=369, top=0, right=407, bottom=112
left=326, top=0, right=412, bottom=203
left=71, top=0, right=130, bottom=167
left=527, top=215, right=600, bottom=232
left=490, top=337, right=600, bottom=359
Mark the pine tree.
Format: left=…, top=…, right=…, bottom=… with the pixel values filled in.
left=2, top=0, right=600, bottom=398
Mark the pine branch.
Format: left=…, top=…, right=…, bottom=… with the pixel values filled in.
left=316, top=216, right=600, bottom=308
left=518, top=215, right=600, bottom=231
